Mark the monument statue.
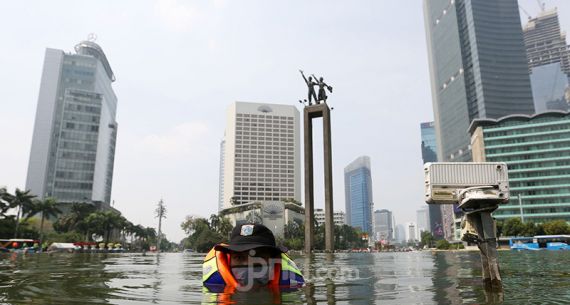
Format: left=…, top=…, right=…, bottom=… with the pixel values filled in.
left=312, top=74, right=333, bottom=103
left=299, top=70, right=317, bottom=105
left=299, top=70, right=335, bottom=253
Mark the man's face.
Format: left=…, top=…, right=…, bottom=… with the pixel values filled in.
left=229, top=248, right=276, bottom=289
left=229, top=248, right=273, bottom=267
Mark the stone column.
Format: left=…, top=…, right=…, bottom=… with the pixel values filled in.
left=304, top=107, right=314, bottom=253
left=303, top=103, right=334, bottom=253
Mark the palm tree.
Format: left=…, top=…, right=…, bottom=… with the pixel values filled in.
left=0, top=187, right=14, bottom=218
left=84, top=211, right=123, bottom=243
left=209, top=214, right=220, bottom=232
left=218, top=217, right=233, bottom=239
left=10, top=189, right=37, bottom=238
left=27, top=198, right=62, bottom=244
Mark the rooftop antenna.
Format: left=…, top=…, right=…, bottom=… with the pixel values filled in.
left=87, top=33, right=98, bottom=42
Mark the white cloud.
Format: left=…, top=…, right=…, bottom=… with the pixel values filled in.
left=140, top=121, right=210, bottom=157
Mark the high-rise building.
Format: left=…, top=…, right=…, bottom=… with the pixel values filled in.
left=530, top=63, right=570, bottom=113
left=315, top=209, right=346, bottom=226
left=416, top=206, right=429, bottom=235
left=523, top=8, right=570, bottom=75
left=423, top=0, right=535, bottom=162
left=420, top=121, right=438, bottom=163
left=395, top=224, right=406, bottom=243
left=406, top=222, right=418, bottom=243
left=26, top=40, right=118, bottom=207
left=470, top=111, right=570, bottom=223
left=218, top=138, right=226, bottom=212
left=420, top=122, right=445, bottom=239
left=373, top=209, right=393, bottom=242
left=344, top=156, right=373, bottom=236
left=221, top=102, right=301, bottom=209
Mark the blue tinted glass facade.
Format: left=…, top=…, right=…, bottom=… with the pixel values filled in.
left=420, top=122, right=444, bottom=238
left=421, top=121, right=438, bottom=163
left=424, top=0, right=535, bottom=162
left=344, top=157, right=373, bottom=236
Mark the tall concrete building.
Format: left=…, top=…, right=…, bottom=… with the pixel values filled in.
left=26, top=40, right=118, bottom=207
left=344, top=156, right=373, bottom=236
left=423, top=0, right=535, bottom=162
left=406, top=222, right=418, bottom=243
left=523, top=8, right=570, bottom=75
left=416, top=206, right=429, bottom=235
left=394, top=224, right=405, bottom=243
left=315, top=209, right=345, bottom=226
left=220, top=102, right=301, bottom=209
left=523, top=8, right=570, bottom=113
left=218, top=138, right=226, bottom=212
left=420, top=122, right=445, bottom=239
left=373, top=209, right=393, bottom=242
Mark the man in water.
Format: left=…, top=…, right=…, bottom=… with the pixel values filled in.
left=202, top=223, right=304, bottom=291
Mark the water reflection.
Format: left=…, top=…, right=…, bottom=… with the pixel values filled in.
left=0, top=251, right=569, bottom=304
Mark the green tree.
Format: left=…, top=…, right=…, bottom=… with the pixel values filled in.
left=502, top=218, right=525, bottom=237
left=420, top=231, right=435, bottom=248
left=0, top=187, right=14, bottom=218
left=209, top=214, right=220, bottom=233
left=180, top=216, right=224, bottom=252
left=217, top=217, right=233, bottom=240
left=521, top=221, right=538, bottom=237
left=53, top=202, right=95, bottom=235
left=543, top=220, right=570, bottom=235
left=9, top=189, right=37, bottom=238
left=85, top=211, right=124, bottom=243
left=27, top=197, right=62, bottom=244
left=436, top=239, right=450, bottom=250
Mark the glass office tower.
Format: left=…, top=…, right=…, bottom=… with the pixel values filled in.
left=420, top=122, right=445, bottom=239
left=344, top=156, right=373, bottom=236
left=373, top=209, right=393, bottom=242
left=26, top=40, right=118, bottom=207
left=423, top=0, right=535, bottom=162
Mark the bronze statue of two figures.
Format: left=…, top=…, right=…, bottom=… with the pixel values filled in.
left=300, top=70, right=333, bottom=106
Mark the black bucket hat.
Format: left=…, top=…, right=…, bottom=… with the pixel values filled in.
left=214, top=223, right=286, bottom=254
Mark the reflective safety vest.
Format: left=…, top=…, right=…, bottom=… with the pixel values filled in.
left=202, top=245, right=304, bottom=289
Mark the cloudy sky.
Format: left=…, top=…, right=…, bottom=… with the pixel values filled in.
left=1, top=1, right=569, bottom=242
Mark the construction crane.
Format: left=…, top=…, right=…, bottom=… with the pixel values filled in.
left=519, top=4, right=532, bottom=20
left=536, top=0, right=546, bottom=12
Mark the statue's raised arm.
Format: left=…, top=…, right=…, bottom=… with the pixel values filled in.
left=300, top=70, right=309, bottom=85
left=300, top=69, right=317, bottom=105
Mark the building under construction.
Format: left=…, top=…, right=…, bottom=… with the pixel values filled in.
left=523, top=7, right=570, bottom=75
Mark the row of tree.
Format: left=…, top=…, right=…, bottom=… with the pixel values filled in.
left=179, top=214, right=368, bottom=253
left=1, top=187, right=172, bottom=251
left=418, top=218, right=570, bottom=249
left=1, top=188, right=62, bottom=242
left=180, top=214, right=233, bottom=252
left=281, top=220, right=367, bottom=250
left=497, top=218, right=570, bottom=237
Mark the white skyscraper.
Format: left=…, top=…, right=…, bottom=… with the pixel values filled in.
left=218, top=138, right=226, bottom=212
left=221, top=102, right=301, bottom=209
left=406, top=222, right=418, bottom=243
left=26, top=40, right=118, bottom=207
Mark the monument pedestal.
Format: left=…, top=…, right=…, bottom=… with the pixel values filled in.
left=304, top=103, right=334, bottom=253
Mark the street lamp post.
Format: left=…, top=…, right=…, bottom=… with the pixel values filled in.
left=518, top=193, right=524, bottom=223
